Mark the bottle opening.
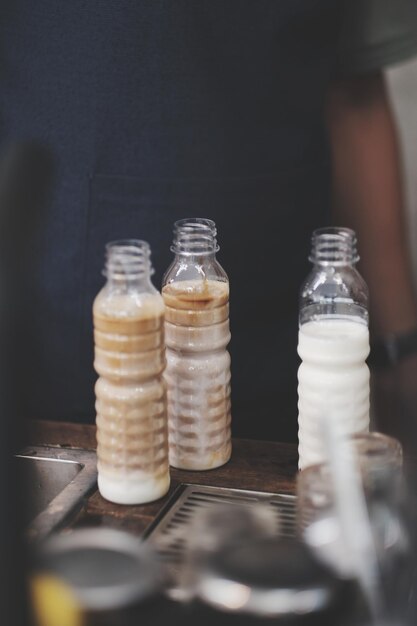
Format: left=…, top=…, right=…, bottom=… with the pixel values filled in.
left=172, top=218, right=219, bottom=255
left=309, top=227, right=359, bottom=266
left=105, top=239, right=154, bottom=278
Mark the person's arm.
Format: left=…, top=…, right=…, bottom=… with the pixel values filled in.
left=326, top=70, right=417, bottom=336
left=326, top=71, right=417, bottom=447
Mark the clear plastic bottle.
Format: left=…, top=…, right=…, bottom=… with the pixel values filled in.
left=298, top=227, right=370, bottom=470
left=162, top=218, right=232, bottom=470
left=93, top=240, right=170, bottom=504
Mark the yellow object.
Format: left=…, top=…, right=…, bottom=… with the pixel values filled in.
left=30, top=574, right=83, bottom=626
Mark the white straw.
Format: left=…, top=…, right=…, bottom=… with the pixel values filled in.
left=320, top=414, right=383, bottom=622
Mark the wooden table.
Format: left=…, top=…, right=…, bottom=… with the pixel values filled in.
left=28, top=420, right=298, bottom=535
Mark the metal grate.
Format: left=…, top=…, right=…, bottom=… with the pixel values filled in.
left=145, top=484, right=297, bottom=580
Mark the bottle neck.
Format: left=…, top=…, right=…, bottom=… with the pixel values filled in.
left=171, top=218, right=219, bottom=257
left=105, top=240, right=154, bottom=289
left=300, top=227, right=369, bottom=326
left=309, top=227, right=359, bottom=267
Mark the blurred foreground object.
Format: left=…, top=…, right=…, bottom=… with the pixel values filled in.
left=297, top=431, right=403, bottom=531
left=180, top=502, right=363, bottom=625
left=191, top=534, right=362, bottom=624
left=31, top=575, right=82, bottom=626
left=31, top=528, right=172, bottom=626
left=298, top=430, right=414, bottom=623
left=0, top=142, right=54, bottom=625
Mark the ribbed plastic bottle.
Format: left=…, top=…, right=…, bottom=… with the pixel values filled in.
left=162, top=218, right=232, bottom=470
left=93, top=240, right=170, bottom=504
left=298, top=227, right=370, bottom=470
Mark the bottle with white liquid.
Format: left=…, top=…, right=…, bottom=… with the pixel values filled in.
left=162, top=218, right=231, bottom=470
left=297, top=227, right=370, bottom=470
left=93, top=240, right=170, bottom=504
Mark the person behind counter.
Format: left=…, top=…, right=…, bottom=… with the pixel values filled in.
left=0, top=0, right=416, bottom=445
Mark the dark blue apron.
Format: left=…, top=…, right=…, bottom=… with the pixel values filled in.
left=0, top=1, right=339, bottom=441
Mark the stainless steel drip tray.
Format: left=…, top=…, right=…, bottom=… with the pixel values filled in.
left=16, top=446, right=97, bottom=541
left=145, top=484, right=297, bottom=585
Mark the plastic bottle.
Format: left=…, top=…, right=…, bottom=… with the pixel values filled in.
left=298, top=227, right=370, bottom=470
left=162, top=218, right=231, bottom=470
left=93, top=240, right=170, bottom=504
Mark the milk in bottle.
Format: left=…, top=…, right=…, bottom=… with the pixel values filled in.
left=297, top=228, right=370, bottom=470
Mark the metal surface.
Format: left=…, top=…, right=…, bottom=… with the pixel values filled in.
left=145, top=484, right=297, bottom=581
left=16, top=446, right=97, bottom=541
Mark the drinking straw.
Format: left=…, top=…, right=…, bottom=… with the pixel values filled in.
left=320, top=414, right=383, bottom=623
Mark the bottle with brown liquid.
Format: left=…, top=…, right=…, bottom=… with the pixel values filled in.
left=162, top=219, right=231, bottom=470
left=93, top=240, right=170, bottom=504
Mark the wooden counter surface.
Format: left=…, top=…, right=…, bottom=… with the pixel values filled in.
left=28, top=420, right=298, bottom=535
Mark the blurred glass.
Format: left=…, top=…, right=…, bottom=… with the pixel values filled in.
left=181, top=501, right=365, bottom=625
left=30, top=528, right=174, bottom=626
left=297, top=432, right=403, bottom=534
left=296, top=432, right=413, bottom=623
left=181, top=502, right=276, bottom=598
left=351, top=432, right=403, bottom=473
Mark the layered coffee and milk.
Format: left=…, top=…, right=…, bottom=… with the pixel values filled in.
left=93, top=292, right=170, bottom=504
left=297, top=318, right=370, bottom=470
left=162, top=279, right=231, bottom=470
